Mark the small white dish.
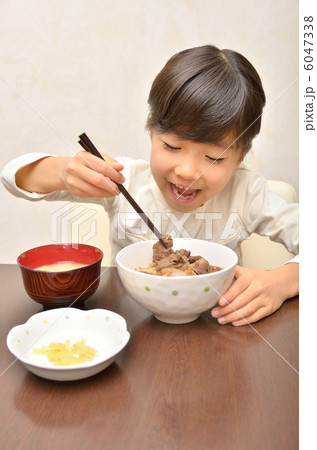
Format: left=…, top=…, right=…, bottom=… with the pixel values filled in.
left=7, top=308, right=130, bottom=381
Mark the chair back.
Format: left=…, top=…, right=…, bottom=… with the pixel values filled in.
left=241, top=180, right=297, bottom=269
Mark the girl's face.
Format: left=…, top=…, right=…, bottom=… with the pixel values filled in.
left=150, top=131, right=243, bottom=212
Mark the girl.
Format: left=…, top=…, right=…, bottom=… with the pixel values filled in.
left=1, top=45, right=299, bottom=326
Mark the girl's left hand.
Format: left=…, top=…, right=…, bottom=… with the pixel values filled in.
left=211, top=263, right=298, bottom=326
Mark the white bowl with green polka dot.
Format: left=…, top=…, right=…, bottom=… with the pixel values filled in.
left=116, top=239, right=238, bottom=324
left=6, top=308, right=130, bottom=381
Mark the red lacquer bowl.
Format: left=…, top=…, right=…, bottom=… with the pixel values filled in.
left=17, top=244, right=103, bottom=309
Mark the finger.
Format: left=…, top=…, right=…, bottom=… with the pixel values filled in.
left=231, top=307, right=271, bottom=326
left=217, top=297, right=265, bottom=325
left=234, top=265, right=246, bottom=278
left=217, top=273, right=250, bottom=306
left=71, top=162, right=121, bottom=194
left=69, top=182, right=117, bottom=199
left=67, top=171, right=120, bottom=198
left=76, top=152, right=125, bottom=185
left=212, top=290, right=254, bottom=318
left=101, top=153, right=124, bottom=169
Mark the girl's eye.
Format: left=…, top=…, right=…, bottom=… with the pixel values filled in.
left=163, top=142, right=181, bottom=151
left=205, top=156, right=224, bottom=164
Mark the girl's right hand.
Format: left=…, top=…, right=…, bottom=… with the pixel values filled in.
left=63, top=151, right=125, bottom=198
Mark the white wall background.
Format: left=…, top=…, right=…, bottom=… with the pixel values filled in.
left=0, top=0, right=298, bottom=264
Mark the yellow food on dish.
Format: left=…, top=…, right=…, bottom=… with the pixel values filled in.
left=36, top=262, right=86, bottom=271
left=32, top=339, right=97, bottom=366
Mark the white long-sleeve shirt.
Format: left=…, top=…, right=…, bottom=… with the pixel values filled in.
left=1, top=153, right=299, bottom=264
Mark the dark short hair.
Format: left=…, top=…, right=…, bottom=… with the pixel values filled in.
left=146, top=45, right=266, bottom=152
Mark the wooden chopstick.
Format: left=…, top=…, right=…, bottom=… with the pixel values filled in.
left=78, top=132, right=167, bottom=249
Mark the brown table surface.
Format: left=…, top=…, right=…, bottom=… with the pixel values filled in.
left=0, top=264, right=298, bottom=450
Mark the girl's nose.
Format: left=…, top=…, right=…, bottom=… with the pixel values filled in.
left=174, top=160, right=201, bottom=180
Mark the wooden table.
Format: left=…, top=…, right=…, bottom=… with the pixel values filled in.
left=0, top=264, right=298, bottom=450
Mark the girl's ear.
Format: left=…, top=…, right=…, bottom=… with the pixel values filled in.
left=233, top=153, right=244, bottom=170
left=235, top=146, right=250, bottom=168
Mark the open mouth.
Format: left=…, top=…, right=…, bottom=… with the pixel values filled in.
left=169, top=182, right=200, bottom=203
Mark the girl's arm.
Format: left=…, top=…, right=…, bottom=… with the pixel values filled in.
left=16, top=156, right=70, bottom=193
left=15, top=151, right=125, bottom=198
left=212, top=172, right=299, bottom=325
left=211, top=262, right=299, bottom=326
